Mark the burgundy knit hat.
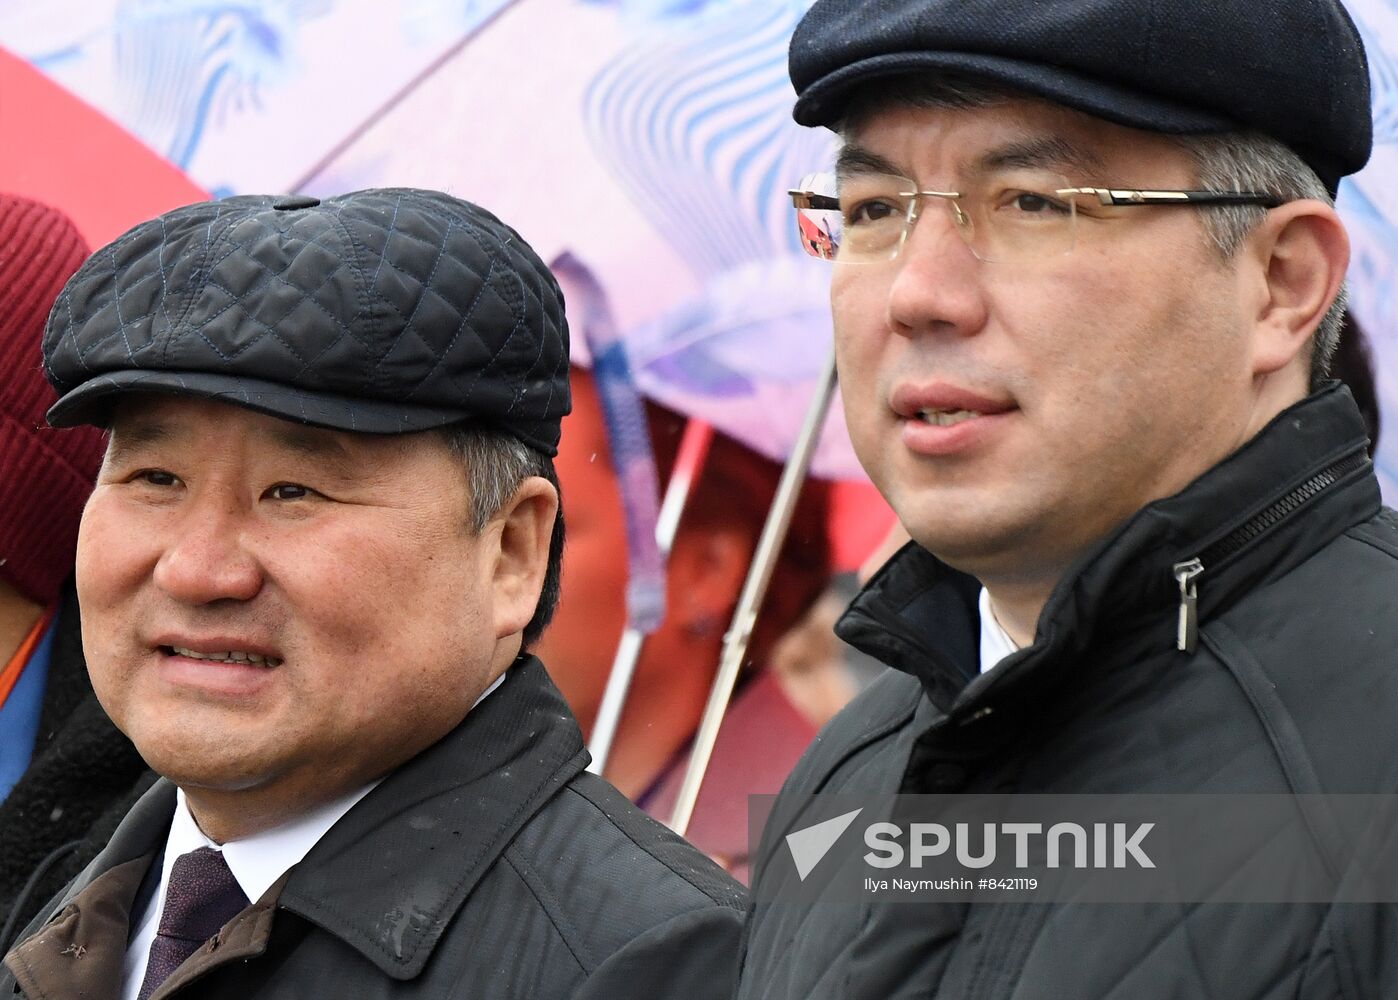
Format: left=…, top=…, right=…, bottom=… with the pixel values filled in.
left=0, top=195, right=103, bottom=606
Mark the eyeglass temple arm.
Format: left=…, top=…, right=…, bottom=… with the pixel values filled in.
left=789, top=190, right=841, bottom=211
left=1061, top=187, right=1284, bottom=208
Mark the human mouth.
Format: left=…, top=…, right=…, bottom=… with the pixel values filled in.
left=153, top=639, right=284, bottom=698
left=916, top=408, right=983, bottom=427
left=891, top=383, right=1016, bottom=456
left=165, top=646, right=283, bottom=667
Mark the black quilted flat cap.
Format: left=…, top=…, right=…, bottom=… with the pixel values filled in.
left=43, top=188, right=570, bottom=454
left=789, top=0, right=1372, bottom=194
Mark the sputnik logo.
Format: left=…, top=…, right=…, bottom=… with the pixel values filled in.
left=785, top=809, right=863, bottom=881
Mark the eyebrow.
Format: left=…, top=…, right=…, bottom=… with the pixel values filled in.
left=835, top=145, right=909, bottom=179
left=970, top=136, right=1106, bottom=178
left=835, top=136, right=1107, bottom=184
left=104, top=418, right=184, bottom=469
left=105, top=414, right=357, bottom=473
left=258, top=423, right=356, bottom=469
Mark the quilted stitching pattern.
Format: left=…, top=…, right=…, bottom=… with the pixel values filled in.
left=43, top=188, right=570, bottom=453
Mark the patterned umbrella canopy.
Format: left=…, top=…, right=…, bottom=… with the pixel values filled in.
left=0, top=48, right=206, bottom=244
left=3, top=0, right=1395, bottom=488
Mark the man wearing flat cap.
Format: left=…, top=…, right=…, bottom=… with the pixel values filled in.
left=740, top=1, right=1398, bottom=997
left=0, top=188, right=743, bottom=1000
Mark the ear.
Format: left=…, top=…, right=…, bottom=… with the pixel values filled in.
left=666, top=526, right=751, bottom=637
left=488, top=476, right=559, bottom=639
left=1247, top=199, right=1349, bottom=379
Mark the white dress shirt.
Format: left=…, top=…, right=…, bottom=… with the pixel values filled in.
left=120, top=781, right=377, bottom=1000
left=978, top=587, right=1021, bottom=674
left=122, top=670, right=507, bottom=1000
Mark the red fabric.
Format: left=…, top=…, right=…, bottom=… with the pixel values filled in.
left=0, top=195, right=106, bottom=605
left=644, top=672, right=817, bottom=884
left=828, top=479, right=897, bottom=574
left=0, top=49, right=208, bottom=604
left=0, top=49, right=208, bottom=248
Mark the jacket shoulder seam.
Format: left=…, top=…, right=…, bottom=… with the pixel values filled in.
left=801, top=677, right=922, bottom=796
left=1344, top=517, right=1398, bottom=561
left=499, top=846, right=594, bottom=975
left=561, top=780, right=742, bottom=910
left=1203, top=620, right=1326, bottom=797
left=1203, top=620, right=1349, bottom=880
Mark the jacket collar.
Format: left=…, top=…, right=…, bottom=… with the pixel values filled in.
left=837, top=384, right=1379, bottom=717
left=17, top=656, right=585, bottom=984
left=276, top=654, right=587, bottom=980
left=47, top=780, right=176, bottom=909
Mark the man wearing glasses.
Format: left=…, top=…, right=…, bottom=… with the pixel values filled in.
left=740, top=0, right=1396, bottom=997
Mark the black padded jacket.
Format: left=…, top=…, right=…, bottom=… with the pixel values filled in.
left=738, top=385, right=1398, bottom=1000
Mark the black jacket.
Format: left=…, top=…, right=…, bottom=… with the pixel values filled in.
left=3, top=655, right=745, bottom=999
left=0, top=582, right=154, bottom=951
left=738, top=385, right=1398, bottom=1000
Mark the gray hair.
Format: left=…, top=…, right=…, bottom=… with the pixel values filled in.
left=1172, top=131, right=1345, bottom=385
left=835, top=75, right=1345, bottom=386
left=436, top=423, right=565, bottom=646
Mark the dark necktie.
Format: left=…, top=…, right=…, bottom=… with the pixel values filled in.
left=136, top=847, right=250, bottom=1000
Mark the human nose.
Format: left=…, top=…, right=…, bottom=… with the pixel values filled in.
left=152, top=492, right=264, bottom=605
left=884, top=197, right=989, bottom=338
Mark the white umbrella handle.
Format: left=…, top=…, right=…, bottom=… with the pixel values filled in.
left=669, top=349, right=839, bottom=836
left=587, top=419, right=715, bottom=774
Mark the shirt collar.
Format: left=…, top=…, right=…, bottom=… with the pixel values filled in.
left=163, top=668, right=508, bottom=905
left=977, top=587, right=1019, bottom=675
left=168, top=781, right=376, bottom=906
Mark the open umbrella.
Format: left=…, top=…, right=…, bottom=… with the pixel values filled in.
left=3, top=0, right=860, bottom=475
left=0, top=47, right=206, bottom=244
left=6, top=0, right=1396, bottom=827
left=9, top=0, right=1395, bottom=483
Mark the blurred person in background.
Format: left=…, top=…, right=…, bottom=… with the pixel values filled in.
left=536, top=366, right=831, bottom=875
left=768, top=523, right=903, bottom=730
left=0, top=195, right=151, bottom=949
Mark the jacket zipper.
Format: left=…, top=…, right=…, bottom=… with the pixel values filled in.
left=1170, top=449, right=1368, bottom=653
left=1172, top=558, right=1204, bottom=652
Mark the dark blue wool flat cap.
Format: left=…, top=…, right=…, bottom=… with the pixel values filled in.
left=44, top=188, right=570, bottom=454
left=789, top=0, right=1372, bottom=194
